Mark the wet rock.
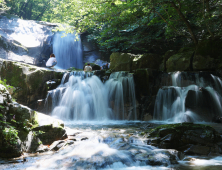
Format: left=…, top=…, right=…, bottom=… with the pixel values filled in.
left=36, top=144, right=49, bottom=153
left=68, top=136, right=77, bottom=141
left=185, top=89, right=219, bottom=121
left=81, top=137, right=88, bottom=141
left=212, top=116, right=222, bottom=123
left=184, top=145, right=211, bottom=155
left=66, top=140, right=74, bottom=145
left=33, top=125, right=67, bottom=145
left=147, top=123, right=222, bottom=155
left=50, top=140, right=65, bottom=151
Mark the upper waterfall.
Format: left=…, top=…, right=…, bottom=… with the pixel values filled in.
left=53, top=32, right=83, bottom=69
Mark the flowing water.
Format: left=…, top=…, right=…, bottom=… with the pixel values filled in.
left=1, top=121, right=222, bottom=170
left=154, top=72, right=222, bottom=122
left=53, top=32, right=83, bottom=69
left=45, top=71, right=137, bottom=121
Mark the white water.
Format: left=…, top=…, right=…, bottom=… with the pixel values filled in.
left=53, top=32, right=83, bottom=69
left=2, top=121, right=222, bottom=170
left=154, top=72, right=222, bottom=122
left=46, top=71, right=137, bottom=121
left=0, top=17, right=52, bottom=64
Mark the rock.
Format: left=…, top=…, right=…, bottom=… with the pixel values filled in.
left=36, top=144, right=49, bottom=153
left=9, top=103, right=36, bottom=123
left=110, top=53, right=162, bottom=72
left=131, top=53, right=162, bottom=71
left=184, top=145, right=211, bottom=155
left=185, top=89, right=221, bottom=121
left=0, top=138, right=22, bottom=158
left=66, top=140, right=74, bottom=145
left=147, top=123, right=222, bottom=155
left=50, top=140, right=65, bottom=151
left=193, top=38, right=222, bottom=71
left=166, top=47, right=195, bottom=72
left=161, top=50, right=178, bottom=71
left=33, top=112, right=67, bottom=145
left=81, top=137, right=88, bottom=141
left=22, top=131, right=42, bottom=153
left=212, top=116, right=222, bottom=123
left=0, top=59, right=64, bottom=109
left=68, top=136, right=77, bottom=141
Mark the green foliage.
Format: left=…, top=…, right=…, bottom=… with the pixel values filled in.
left=5, top=0, right=222, bottom=53
left=5, top=0, right=59, bottom=21
left=3, top=126, right=19, bottom=145
left=0, top=0, right=9, bottom=14
left=0, top=79, right=13, bottom=90
left=50, top=0, right=222, bottom=53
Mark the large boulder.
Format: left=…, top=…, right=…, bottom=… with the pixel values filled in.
left=166, top=47, right=195, bottom=72
left=160, top=50, right=178, bottom=71
left=110, top=53, right=162, bottom=72
left=148, top=123, right=222, bottom=155
left=193, top=38, right=222, bottom=71
left=32, top=112, right=67, bottom=145
left=0, top=59, right=64, bottom=109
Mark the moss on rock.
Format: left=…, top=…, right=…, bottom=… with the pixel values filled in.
left=0, top=59, right=65, bottom=108
left=110, top=52, right=162, bottom=72
left=166, top=47, right=195, bottom=72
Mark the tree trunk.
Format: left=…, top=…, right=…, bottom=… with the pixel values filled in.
left=170, top=1, right=198, bottom=45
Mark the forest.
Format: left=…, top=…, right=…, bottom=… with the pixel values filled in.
left=1, top=0, right=221, bottom=54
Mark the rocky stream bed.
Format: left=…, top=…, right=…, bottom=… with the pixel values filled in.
left=1, top=121, right=222, bottom=170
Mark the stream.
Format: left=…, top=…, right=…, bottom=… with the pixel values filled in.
left=1, top=121, right=222, bottom=170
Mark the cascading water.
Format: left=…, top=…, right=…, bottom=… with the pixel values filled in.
left=154, top=71, right=222, bottom=122
left=45, top=71, right=137, bottom=121
left=105, top=72, right=137, bottom=120
left=53, top=32, right=83, bottom=69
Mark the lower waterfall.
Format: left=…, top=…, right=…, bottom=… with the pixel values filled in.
left=154, top=71, right=222, bottom=122
left=46, top=71, right=137, bottom=121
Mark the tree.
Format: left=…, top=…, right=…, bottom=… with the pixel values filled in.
left=0, top=0, right=9, bottom=14
left=49, top=0, right=221, bottom=53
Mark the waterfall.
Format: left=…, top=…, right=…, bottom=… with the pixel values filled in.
left=106, top=72, right=137, bottom=120
left=154, top=71, right=222, bottom=122
left=45, top=71, right=137, bottom=121
left=53, top=32, right=83, bottom=69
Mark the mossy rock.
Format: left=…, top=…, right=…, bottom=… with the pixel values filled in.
left=132, top=53, right=162, bottom=70
left=110, top=53, right=162, bottom=72
left=0, top=59, right=64, bottom=108
left=161, top=50, right=177, bottom=71
left=110, top=53, right=134, bottom=71
left=166, top=47, right=195, bottom=72
left=147, top=123, right=222, bottom=155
